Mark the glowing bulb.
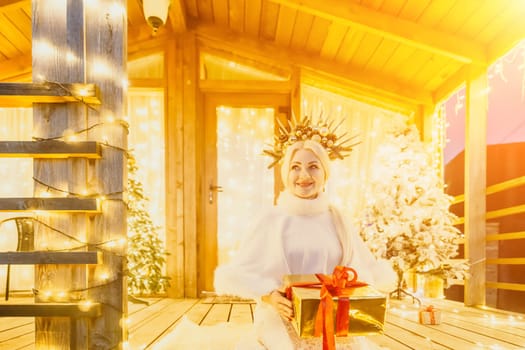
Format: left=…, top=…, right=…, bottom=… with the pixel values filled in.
left=78, top=88, right=88, bottom=96
left=79, top=300, right=93, bottom=312
left=66, top=52, right=77, bottom=63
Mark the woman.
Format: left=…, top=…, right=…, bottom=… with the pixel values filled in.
left=214, top=139, right=397, bottom=349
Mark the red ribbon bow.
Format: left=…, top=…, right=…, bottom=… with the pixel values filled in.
left=420, top=305, right=438, bottom=324
left=286, top=266, right=368, bottom=350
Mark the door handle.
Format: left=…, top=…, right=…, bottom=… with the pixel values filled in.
left=209, top=184, right=223, bottom=204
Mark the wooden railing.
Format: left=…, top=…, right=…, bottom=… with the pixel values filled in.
left=453, top=175, right=525, bottom=293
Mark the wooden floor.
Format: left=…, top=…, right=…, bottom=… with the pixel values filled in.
left=1, top=296, right=525, bottom=350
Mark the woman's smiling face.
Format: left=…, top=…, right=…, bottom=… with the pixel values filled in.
left=286, top=148, right=326, bottom=199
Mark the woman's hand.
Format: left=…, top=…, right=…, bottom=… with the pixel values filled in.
left=262, top=289, right=294, bottom=321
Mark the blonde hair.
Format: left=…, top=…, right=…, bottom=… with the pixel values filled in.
left=280, top=140, right=331, bottom=188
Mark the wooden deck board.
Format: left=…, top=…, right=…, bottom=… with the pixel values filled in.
left=229, top=303, right=253, bottom=323
left=1, top=297, right=524, bottom=349
left=200, top=303, right=232, bottom=326
left=128, top=299, right=199, bottom=349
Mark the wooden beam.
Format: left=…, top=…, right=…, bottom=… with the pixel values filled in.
left=199, top=80, right=292, bottom=93
left=269, top=0, right=487, bottom=64
left=195, top=24, right=432, bottom=108
left=0, top=198, right=99, bottom=212
left=0, top=54, right=32, bottom=82
left=127, top=34, right=169, bottom=60
left=168, top=0, right=187, bottom=33
left=0, top=251, right=99, bottom=264
left=200, top=46, right=292, bottom=79
left=433, top=66, right=468, bottom=106
left=0, top=0, right=29, bottom=11
left=128, top=78, right=164, bottom=88
left=300, top=69, right=418, bottom=115
left=0, top=303, right=102, bottom=318
left=0, top=82, right=100, bottom=107
left=0, top=141, right=102, bottom=159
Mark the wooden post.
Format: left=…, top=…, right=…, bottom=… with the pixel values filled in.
left=167, top=32, right=200, bottom=297
left=182, top=33, right=200, bottom=298
left=32, top=0, right=127, bottom=348
left=32, top=0, right=89, bottom=348
left=165, top=38, right=184, bottom=298
left=464, top=65, right=488, bottom=306
left=84, top=0, right=128, bottom=348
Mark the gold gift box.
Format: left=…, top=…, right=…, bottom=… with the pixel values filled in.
left=284, top=274, right=387, bottom=338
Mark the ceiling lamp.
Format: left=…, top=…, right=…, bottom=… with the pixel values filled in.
left=143, top=0, right=171, bottom=34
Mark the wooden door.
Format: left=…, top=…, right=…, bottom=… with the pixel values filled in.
left=200, top=93, right=290, bottom=294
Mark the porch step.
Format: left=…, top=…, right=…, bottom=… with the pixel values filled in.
left=0, top=141, right=102, bottom=159
left=0, top=82, right=100, bottom=107
left=0, top=251, right=99, bottom=265
left=0, top=302, right=101, bottom=317
left=0, top=197, right=99, bottom=212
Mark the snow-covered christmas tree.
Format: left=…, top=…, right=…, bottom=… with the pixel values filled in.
left=127, top=152, right=170, bottom=295
left=359, top=116, right=468, bottom=296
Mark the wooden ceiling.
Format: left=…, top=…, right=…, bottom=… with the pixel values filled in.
left=1, top=0, right=524, bottom=114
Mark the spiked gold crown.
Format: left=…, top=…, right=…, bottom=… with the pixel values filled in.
left=263, top=115, right=359, bottom=169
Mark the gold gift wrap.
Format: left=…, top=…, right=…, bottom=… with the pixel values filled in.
left=284, top=274, right=387, bottom=338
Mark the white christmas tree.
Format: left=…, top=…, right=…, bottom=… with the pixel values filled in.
left=127, top=152, right=170, bottom=295
left=359, top=116, right=468, bottom=296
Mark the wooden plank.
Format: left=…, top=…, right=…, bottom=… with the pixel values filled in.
left=167, top=0, right=187, bottom=33
left=367, top=333, right=414, bottom=350
left=212, top=0, right=229, bottom=26
left=184, top=300, right=215, bottom=325
left=0, top=323, right=34, bottom=350
left=0, top=251, right=99, bottom=265
left=0, top=303, right=101, bottom=317
left=0, top=141, right=102, bottom=159
left=269, top=0, right=487, bottom=64
left=274, top=5, right=297, bottom=47
left=486, top=258, right=525, bottom=265
left=0, top=198, right=98, bottom=212
left=386, top=313, right=482, bottom=349
left=228, top=303, right=253, bottom=323
left=486, top=204, right=525, bottom=220
left=200, top=303, right=232, bottom=325
left=382, top=322, right=449, bottom=349
left=0, top=318, right=33, bottom=343
left=439, top=313, right=525, bottom=347
left=0, top=82, right=100, bottom=107
left=128, top=298, right=183, bottom=333
left=319, top=22, right=348, bottom=59
left=244, top=0, right=261, bottom=36
left=486, top=282, right=525, bottom=292
left=487, top=231, right=525, bottom=241
left=128, top=299, right=199, bottom=349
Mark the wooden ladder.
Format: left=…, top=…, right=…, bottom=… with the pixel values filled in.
left=0, top=82, right=104, bottom=348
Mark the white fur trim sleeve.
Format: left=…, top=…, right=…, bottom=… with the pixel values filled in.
left=213, top=209, right=286, bottom=299
left=214, top=264, right=280, bottom=299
